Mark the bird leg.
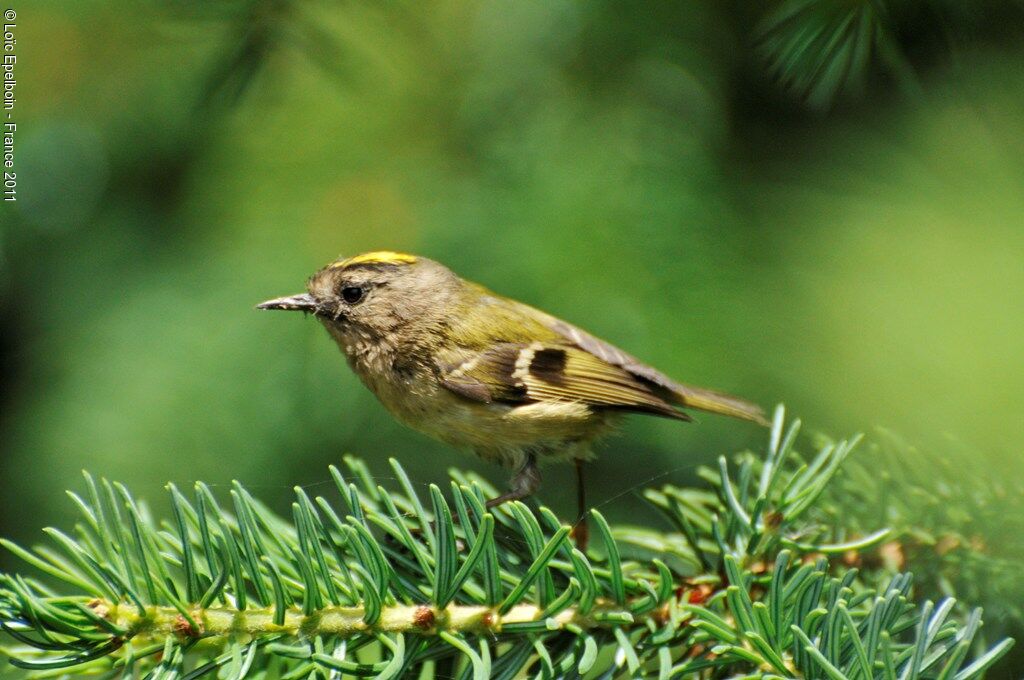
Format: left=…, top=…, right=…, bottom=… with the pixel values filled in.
left=571, top=458, right=589, bottom=551
left=486, top=455, right=541, bottom=509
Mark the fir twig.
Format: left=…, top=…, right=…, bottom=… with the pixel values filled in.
left=0, top=408, right=1014, bottom=678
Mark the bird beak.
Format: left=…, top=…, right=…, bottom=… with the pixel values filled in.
left=256, top=293, right=318, bottom=312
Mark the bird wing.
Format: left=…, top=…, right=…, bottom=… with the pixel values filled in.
left=437, top=342, right=691, bottom=421
left=520, top=303, right=767, bottom=425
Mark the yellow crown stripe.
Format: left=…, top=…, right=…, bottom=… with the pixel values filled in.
left=330, top=251, right=418, bottom=268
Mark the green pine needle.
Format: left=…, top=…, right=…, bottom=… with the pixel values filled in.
left=0, top=408, right=1014, bottom=678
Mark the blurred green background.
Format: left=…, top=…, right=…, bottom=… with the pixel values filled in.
left=1, top=0, right=1023, bottom=672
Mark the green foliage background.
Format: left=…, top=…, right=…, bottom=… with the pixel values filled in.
left=0, top=0, right=1022, bottom=674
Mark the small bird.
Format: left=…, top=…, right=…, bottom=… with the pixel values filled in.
left=259, top=252, right=765, bottom=544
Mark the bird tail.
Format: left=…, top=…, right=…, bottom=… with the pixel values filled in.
left=673, top=384, right=768, bottom=426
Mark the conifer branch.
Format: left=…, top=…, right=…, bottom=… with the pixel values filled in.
left=0, top=408, right=1014, bottom=678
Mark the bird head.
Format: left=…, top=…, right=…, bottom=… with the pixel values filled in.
left=257, top=251, right=461, bottom=347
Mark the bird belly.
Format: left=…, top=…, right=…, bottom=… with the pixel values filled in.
left=347, top=349, right=618, bottom=468
left=370, top=375, right=614, bottom=468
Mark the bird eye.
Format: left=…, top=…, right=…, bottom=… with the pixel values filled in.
left=341, top=286, right=364, bottom=304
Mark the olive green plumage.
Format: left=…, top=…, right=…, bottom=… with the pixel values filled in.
left=258, top=251, right=765, bottom=511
